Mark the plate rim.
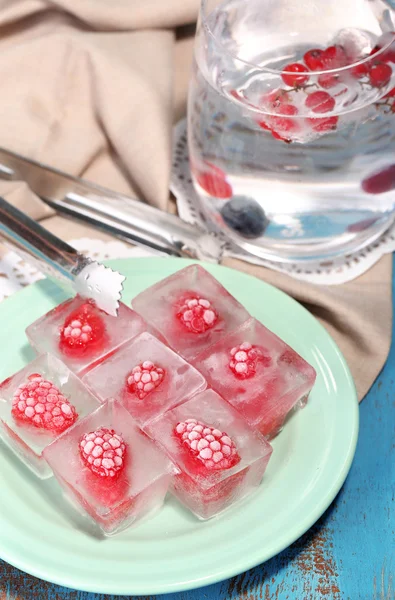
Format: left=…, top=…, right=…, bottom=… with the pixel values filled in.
left=0, top=257, right=359, bottom=595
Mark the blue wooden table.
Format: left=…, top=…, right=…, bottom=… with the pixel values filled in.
left=1, top=267, right=394, bottom=600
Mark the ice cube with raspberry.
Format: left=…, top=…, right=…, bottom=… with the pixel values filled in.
left=146, top=389, right=272, bottom=520
left=26, top=295, right=148, bottom=377
left=43, top=399, right=177, bottom=535
left=83, top=332, right=206, bottom=426
left=0, top=354, right=100, bottom=478
left=132, top=265, right=250, bottom=360
left=193, top=318, right=316, bottom=439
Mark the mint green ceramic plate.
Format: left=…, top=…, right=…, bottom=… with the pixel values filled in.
left=0, top=258, right=358, bottom=596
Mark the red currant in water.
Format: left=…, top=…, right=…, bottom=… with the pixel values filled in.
left=307, top=116, right=339, bottom=132
left=305, top=91, right=335, bottom=113
left=351, top=62, right=370, bottom=79
left=368, top=62, right=393, bottom=88
left=261, top=88, right=290, bottom=110
left=318, top=73, right=340, bottom=88
left=281, top=63, right=309, bottom=87
left=322, top=45, right=348, bottom=68
left=303, top=49, right=325, bottom=71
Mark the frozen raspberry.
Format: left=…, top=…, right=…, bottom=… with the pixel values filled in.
left=384, top=86, right=395, bottom=98
left=229, top=342, right=259, bottom=379
left=60, top=301, right=107, bottom=356
left=303, top=49, right=325, bottom=71
left=12, top=373, right=77, bottom=433
left=126, top=361, right=165, bottom=399
left=281, top=63, right=309, bottom=87
left=175, top=418, right=240, bottom=470
left=79, top=427, right=126, bottom=478
left=368, top=62, right=392, bottom=88
left=305, top=91, right=335, bottom=113
left=228, top=342, right=271, bottom=379
left=177, top=296, right=218, bottom=334
left=195, top=163, right=232, bottom=199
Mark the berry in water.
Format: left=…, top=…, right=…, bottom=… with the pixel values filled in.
left=368, top=62, right=392, bottom=88
left=305, top=91, right=335, bottom=113
left=303, top=49, right=325, bottom=71
left=281, top=63, right=309, bottom=87
left=221, top=196, right=268, bottom=239
left=361, top=164, right=395, bottom=194
left=307, top=116, right=339, bottom=132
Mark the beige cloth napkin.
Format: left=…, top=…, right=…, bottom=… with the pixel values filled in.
left=0, top=1, right=392, bottom=401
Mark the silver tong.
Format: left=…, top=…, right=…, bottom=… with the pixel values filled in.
left=0, top=196, right=125, bottom=316
left=0, top=148, right=225, bottom=264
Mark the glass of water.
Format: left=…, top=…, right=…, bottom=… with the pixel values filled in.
left=188, top=0, right=395, bottom=262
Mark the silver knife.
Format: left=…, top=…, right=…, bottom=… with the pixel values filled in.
left=0, top=147, right=226, bottom=264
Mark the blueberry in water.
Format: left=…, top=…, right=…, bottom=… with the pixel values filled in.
left=221, top=196, right=268, bottom=238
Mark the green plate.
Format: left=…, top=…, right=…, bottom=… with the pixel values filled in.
left=0, top=258, right=359, bottom=596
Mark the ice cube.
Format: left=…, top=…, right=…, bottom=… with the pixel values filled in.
left=333, top=28, right=376, bottom=60
left=146, top=389, right=272, bottom=520
left=132, top=265, right=250, bottom=360
left=0, top=354, right=100, bottom=478
left=26, top=296, right=147, bottom=377
left=83, top=332, right=207, bottom=426
left=43, top=399, right=176, bottom=536
left=193, top=317, right=316, bottom=439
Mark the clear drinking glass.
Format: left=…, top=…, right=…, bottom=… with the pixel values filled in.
left=188, top=0, right=395, bottom=262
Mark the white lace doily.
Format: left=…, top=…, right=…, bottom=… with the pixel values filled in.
left=170, top=118, right=395, bottom=285
left=0, top=240, right=153, bottom=304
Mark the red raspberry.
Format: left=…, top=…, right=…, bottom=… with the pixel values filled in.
left=307, top=116, right=339, bottom=133
left=177, top=296, right=218, bottom=334
left=175, top=418, right=240, bottom=470
left=60, top=301, right=107, bottom=356
left=126, top=361, right=165, bottom=399
left=303, top=49, right=325, bottom=71
left=79, top=427, right=126, bottom=478
left=12, top=373, right=77, bottom=433
left=384, top=86, right=395, bottom=98
left=195, top=170, right=232, bottom=199
left=228, top=342, right=271, bottom=379
left=368, top=62, right=393, bottom=88
left=229, top=342, right=259, bottom=379
left=281, top=63, right=309, bottom=87
left=305, top=91, right=335, bottom=113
